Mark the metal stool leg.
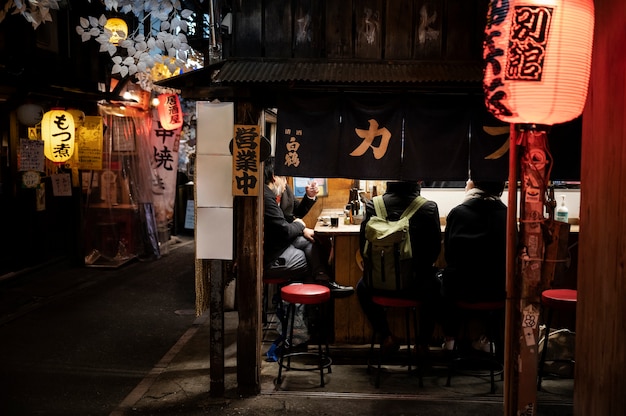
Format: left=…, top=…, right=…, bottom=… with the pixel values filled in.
left=277, top=302, right=296, bottom=385
left=537, top=306, right=554, bottom=390
left=411, top=306, right=424, bottom=387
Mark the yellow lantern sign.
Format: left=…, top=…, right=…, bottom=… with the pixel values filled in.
left=41, top=109, right=76, bottom=162
left=104, top=17, right=128, bottom=45
left=157, top=94, right=183, bottom=130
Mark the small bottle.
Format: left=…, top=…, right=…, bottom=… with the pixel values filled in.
left=556, top=195, right=569, bottom=223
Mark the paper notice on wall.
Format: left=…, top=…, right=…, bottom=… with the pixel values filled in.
left=51, top=173, right=72, bottom=196
left=19, top=139, right=44, bottom=172
left=77, top=116, right=104, bottom=171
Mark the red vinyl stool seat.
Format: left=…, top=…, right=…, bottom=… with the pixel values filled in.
left=446, top=300, right=505, bottom=394
left=538, top=289, right=577, bottom=390
left=368, top=296, right=423, bottom=388
left=277, top=283, right=332, bottom=387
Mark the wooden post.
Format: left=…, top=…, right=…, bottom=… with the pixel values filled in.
left=504, top=125, right=519, bottom=415
left=235, top=101, right=262, bottom=396
left=209, top=259, right=224, bottom=397
left=506, top=128, right=550, bottom=415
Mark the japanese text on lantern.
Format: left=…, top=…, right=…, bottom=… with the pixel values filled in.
left=283, top=128, right=302, bottom=168
left=232, top=124, right=260, bottom=196
left=506, top=6, right=553, bottom=81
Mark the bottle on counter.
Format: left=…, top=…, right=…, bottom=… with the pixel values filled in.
left=344, top=204, right=351, bottom=225
left=556, top=195, right=569, bottom=223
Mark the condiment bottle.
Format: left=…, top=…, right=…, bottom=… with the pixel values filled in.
left=556, top=195, right=569, bottom=223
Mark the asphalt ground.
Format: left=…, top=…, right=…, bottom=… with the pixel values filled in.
left=0, top=235, right=574, bottom=415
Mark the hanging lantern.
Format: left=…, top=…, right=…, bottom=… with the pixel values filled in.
left=16, top=103, right=44, bottom=126
left=104, top=17, right=128, bottom=45
left=157, top=93, right=183, bottom=130
left=483, top=0, right=594, bottom=125
left=41, top=109, right=76, bottom=162
left=67, top=108, right=86, bottom=125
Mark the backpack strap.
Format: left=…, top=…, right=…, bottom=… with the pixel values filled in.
left=372, top=195, right=388, bottom=219
left=400, top=195, right=428, bottom=220
left=373, top=195, right=427, bottom=220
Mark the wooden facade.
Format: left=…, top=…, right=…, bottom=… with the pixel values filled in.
left=183, top=0, right=626, bottom=411
left=229, top=0, right=487, bottom=62
left=575, top=0, right=626, bottom=413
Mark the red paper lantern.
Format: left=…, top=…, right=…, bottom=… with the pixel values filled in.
left=157, top=94, right=183, bottom=130
left=41, top=109, right=75, bottom=162
left=483, top=0, right=594, bottom=125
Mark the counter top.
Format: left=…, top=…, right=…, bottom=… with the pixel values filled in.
left=314, top=218, right=361, bottom=235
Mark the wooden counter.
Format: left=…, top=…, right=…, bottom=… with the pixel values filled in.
left=314, top=215, right=369, bottom=344
left=314, top=209, right=580, bottom=344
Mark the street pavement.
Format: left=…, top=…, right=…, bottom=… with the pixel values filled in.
left=0, top=235, right=574, bottom=415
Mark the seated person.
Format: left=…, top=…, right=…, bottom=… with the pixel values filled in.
left=440, top=179, right=507, bottom=351
left=356, top=181, right=442, bottom=352
left=274, top=174, right=319, bottom=223
left=263, top=159, right=353, bottom=297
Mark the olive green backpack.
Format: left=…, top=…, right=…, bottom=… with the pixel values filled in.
left=364, top=195, right=427, bottom=292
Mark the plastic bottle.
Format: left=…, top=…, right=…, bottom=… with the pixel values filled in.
left=555, top=195, right=569, bottom=223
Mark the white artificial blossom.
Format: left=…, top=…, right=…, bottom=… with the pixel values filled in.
left=0, top=0, right=61, bottom=29
left=75, top=0, right=201, bottom=90
left=1, top=0, right=206, bottom=92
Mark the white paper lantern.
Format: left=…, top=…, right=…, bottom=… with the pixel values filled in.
left=483, top=0, right=594, bottom=125
left=16, top=103, right=44, bottom=126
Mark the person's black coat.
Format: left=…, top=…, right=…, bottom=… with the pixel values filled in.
left=359, top=181, right=441, bottom=293
left=263, top=184, right=305, bottom=266
left=280, top=184, right=316, bottom=223
left=443, top=196, right=507, bottom=302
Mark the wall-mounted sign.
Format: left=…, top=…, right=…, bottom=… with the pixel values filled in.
left=232, top=124, right=260, bottom=196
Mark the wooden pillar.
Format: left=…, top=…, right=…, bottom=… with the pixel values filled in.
left=209, top=260, right=224, bottom=397
left=516, top=129, right=549, bottom=414
left=504, top=126, right=519, bottom=415
left=505, top=127, right=551, bottom=415
left=575, top=0, right=626, bottom=413
left=235, top=101, right=263, bottom=396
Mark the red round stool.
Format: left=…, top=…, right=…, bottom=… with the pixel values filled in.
left=277, top=283, right=332, bottom=387
left=368, top=296, right=423, bottom=388
left=446, top=300, right=505, bottom=394
left=538, top=288, right=577, bottom=390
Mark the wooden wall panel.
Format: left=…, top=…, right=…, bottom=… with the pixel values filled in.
left=413, top=0, right=443, bottom=59
left=445, top=0, right=484, bottom=61
left=234, top=2, right=263, bottom=57
left=264, top=0, right=293, bottom=58
left=354, top=0, right=383, bottom=59
left=293, top=0, right=323, bottom=58
left=575, top=0, right=626, bottom=413
left=326, top=0, right=354, bottom=58
left=385, top=0, right=414, bottom=59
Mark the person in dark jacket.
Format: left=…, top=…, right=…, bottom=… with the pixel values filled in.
left=356, top=181, right=442, bottom=353
left=442, top=180, right=507, bottom=302
left=277, top=175, right=318, bottom=223
left=263, top=158, right=353, bottom=296
left=440, top=179, right=507, bottom=351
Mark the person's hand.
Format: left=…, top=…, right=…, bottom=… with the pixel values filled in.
left=294, top=218, right=306, bottom=227
left=303, top=227, right=315, bottom=242
left=305, top=180, right=319, bottom=199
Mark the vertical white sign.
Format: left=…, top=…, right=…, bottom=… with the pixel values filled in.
left=195, top=102, right=234, bottom=260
